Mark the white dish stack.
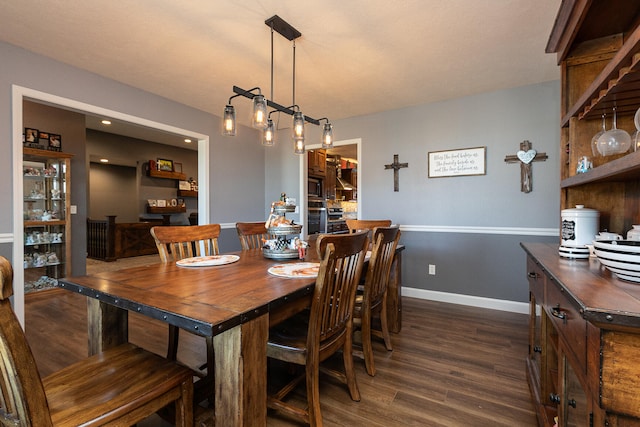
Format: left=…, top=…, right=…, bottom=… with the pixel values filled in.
left=559, top=205, right=599, bottom=259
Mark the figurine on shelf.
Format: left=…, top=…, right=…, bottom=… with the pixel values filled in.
left=576, top=156, right=592, bottom=174
left=46, top=252, right=59, bottom=264
left=51, top=188, right=61, bottom=199
left=51, top=233, right=63, bottom=243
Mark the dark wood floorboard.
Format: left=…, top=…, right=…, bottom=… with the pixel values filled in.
left=25, top=289, right=537, bottom=426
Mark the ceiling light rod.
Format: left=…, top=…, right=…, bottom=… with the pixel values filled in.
left=232, top=85, right=320, bottom=125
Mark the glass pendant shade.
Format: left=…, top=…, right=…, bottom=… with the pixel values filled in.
left=294, top=138, right=305, bottom=154
left=222, top=105, right=236, bottom=136
left=252, top=95, right=268, bottom=129
left=262, top=119, right=275, bottom=146
left=321, top=123, right=333, bottom=148
left=292, top=111, right=305, bottom=141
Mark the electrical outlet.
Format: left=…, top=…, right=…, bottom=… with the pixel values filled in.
left=428, top=264, right=436, bottom=275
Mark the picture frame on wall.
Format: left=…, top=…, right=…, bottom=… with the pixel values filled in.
left=48, top=134, right=62, bottom=151
left=24, top=128, right=39, bottom=144
left=173, top=162, right=183, bottom=173
left=428, top=146, right=487, bottom=178
left=38, top=131, right=50, bottom=145
left=157, top=158, right=174, bottom=172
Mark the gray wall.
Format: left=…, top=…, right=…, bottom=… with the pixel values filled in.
left=2, top=39, right=560, bottom=308
left=272, top=81, right=561, bottom=305
left=1, top=41, right=266, bottom=277
left=87, top=130, right=199, bottom=224
left=89, top=163, right=138, bottom=222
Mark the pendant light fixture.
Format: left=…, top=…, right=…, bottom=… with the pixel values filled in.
left=221, top=15, right=334, bottom=154
left=319, top=118, right=333, bottom=148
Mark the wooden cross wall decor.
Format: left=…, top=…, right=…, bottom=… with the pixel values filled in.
left=504, top=140, right=548, bottom=193
left=384, top=154, right=408, bottom=192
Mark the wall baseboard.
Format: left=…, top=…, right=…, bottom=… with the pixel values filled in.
left=402, top=287, right=529, bottom=315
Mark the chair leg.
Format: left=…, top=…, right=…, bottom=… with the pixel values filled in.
left=379, top=298, right=393, bottom=351
left=361, top=306, right=376, bottom=377
left=306, top=363, right=323, bottom=427
left=343, top=326, right=361, bottom=401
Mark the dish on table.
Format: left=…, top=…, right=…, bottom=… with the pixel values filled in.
left=268, top=262, right=320, bottom=278
left=176, top=255, right=240, bottom=267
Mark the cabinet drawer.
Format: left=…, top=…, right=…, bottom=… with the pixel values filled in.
left=545, top=278, right=586, bottom=372
left=526, top=257, right=545, bottom=303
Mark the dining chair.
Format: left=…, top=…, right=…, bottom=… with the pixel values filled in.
left=150, top=223, right=221, bottom=262
left=150, top=223, right=221, bottom=403
left=345, top=219, right=392, bottom=236
left=352, top=226, right=401, bottom=376
left=0, top=256, right=194, bottom=426
left=266, top=231, right=369, bottom=427
left=236, top=221, right=270, bottom=250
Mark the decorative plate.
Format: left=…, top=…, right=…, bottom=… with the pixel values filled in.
left=176, top=255, right=240, bottom=267
left=268, top=262, right=320, bottom=278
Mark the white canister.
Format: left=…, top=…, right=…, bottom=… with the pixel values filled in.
left=561, top=205, right=599, bottom=247
left=628, top=225, right=640, bottom=241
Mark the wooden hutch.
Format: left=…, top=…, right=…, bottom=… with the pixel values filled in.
left=523, top=2, right=640, bottom=426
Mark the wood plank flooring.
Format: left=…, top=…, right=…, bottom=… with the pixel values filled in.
left=25, top=289, right=537, bottom=426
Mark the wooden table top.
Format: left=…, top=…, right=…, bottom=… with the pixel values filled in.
left=58, top=249, right=317, bottom=337
left=521, top=242, right=640, bottom=327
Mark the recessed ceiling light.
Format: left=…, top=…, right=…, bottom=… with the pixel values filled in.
left=100, top=158, right=109, bottom=163
left=101, top=120, right=112, bottom=125
left=184, top=138, right=192, bottom=143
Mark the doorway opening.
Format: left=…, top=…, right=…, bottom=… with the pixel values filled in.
left=300, top=138, right=361, bottom=239
left=12, top=85, right=210, bottom=325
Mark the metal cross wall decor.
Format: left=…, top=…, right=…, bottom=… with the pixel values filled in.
left=504, top=140, right=548, bottom=193
left=384, top=154, right=408, bottom=192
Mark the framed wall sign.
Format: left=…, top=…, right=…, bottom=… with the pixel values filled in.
left=428, top=146, right=486, bottom=178
left=157, top=158, right=174, bottom=172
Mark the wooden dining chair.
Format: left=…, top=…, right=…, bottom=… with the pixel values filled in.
left=346, top=219, right=392, bottom=236
left=352, top=226, right=401, bottom=376
left=150, top=223, right=221, bottom=403
left=0, top=256, right=194, bottom=426
left=236, top=221, right=270, bottom=250
left=150, top=223, right=221, bottom=262
left=266, top=231, right=369, bottom=427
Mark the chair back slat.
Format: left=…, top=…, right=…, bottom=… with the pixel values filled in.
left=151, top=224, right=221, bottom=262
left=235, top=222, right=271, bottom=250
left=345, top=219, right=392, bottom=242
left=311, top=232, right=369, bottom=346
left=0, top=257, right=53, bottom=427
left=365, top=226, right=401, bottom=307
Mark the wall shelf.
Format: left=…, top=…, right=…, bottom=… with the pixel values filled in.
left=146, top=206, right=186, bottom=214
left=148, top=168, right=186, bottom=181
left=177, top=189, right=198, bottom=198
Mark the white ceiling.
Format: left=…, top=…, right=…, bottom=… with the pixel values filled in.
left=1, top=0, right=561, bottom=145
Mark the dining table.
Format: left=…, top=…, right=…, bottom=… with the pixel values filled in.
left=58, top=244, right=404, bottom=426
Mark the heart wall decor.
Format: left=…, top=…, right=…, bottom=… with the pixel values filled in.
left=517, top=149, right=537, bottom=164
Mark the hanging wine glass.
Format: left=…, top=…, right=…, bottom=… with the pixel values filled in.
left=597, top=107, right=631, bottom=156
left=591, top=114, right=606, bottom=157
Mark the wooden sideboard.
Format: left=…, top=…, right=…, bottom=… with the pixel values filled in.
left=522, top=242, right=640, bottom=426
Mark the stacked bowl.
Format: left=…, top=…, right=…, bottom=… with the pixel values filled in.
left=593, top=240, right=640, bottom=282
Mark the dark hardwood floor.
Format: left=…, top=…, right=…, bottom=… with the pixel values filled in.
left=25, top=289, right=537, bottom=426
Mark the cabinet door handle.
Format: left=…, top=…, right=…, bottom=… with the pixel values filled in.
left=533, top=345, right=542, bottom=353
left=551, top=304, right=567, bottom=323
left=568, top=398, right=577, bottom=408
left=527, top=271, right=539, bottom=279
left=549, top=393, right=561, bottom=404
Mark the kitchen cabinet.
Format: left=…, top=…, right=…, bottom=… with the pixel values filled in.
left=23, top=147, right=72, bottom=293
left=325, top=158, right=337, bottom=199
left=523, top=243, right=640, bottom=427
left=307, top=149, right=326, bottom=178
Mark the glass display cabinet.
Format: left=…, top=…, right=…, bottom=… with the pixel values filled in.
left=23, top=147, right=72, bottom=293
